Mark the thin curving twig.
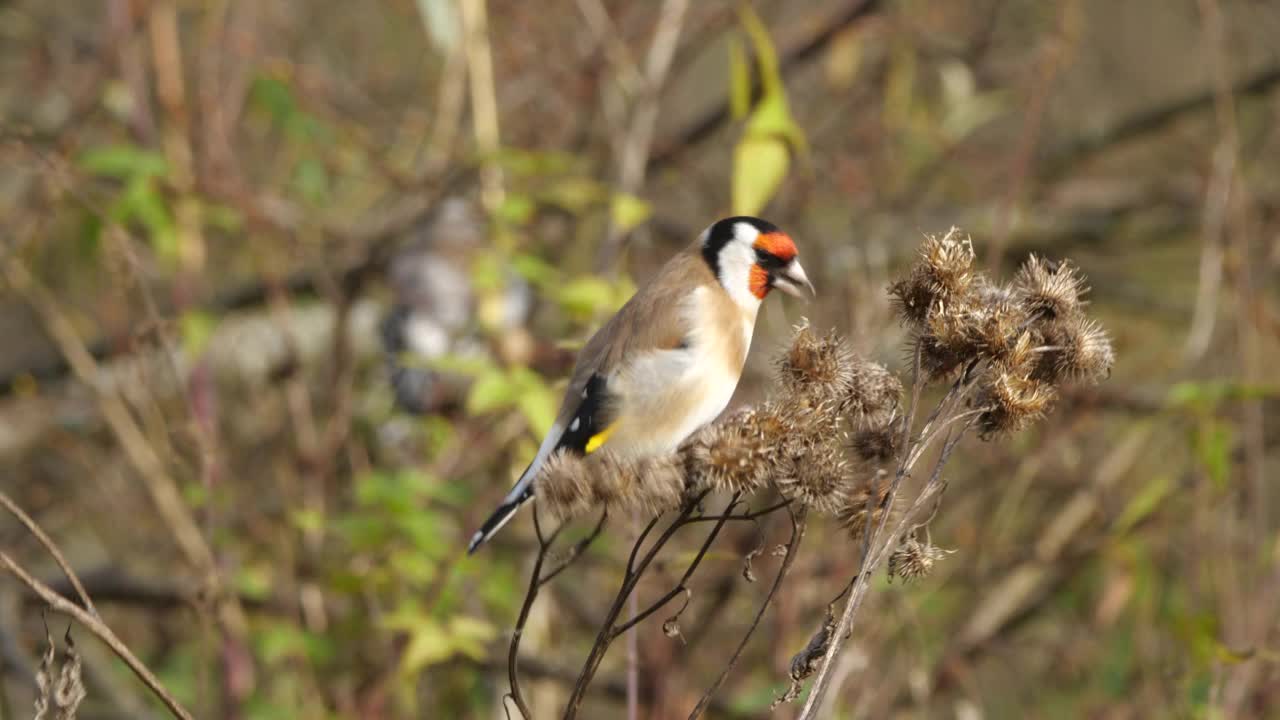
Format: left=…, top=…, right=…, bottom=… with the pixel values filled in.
left=689, top=504, right=808, bottom=718
left=1, top=551, right=194, bottom=720
left=0, top=490, right=98, bottom=618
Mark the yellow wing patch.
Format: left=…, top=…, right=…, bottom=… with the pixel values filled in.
left=584, top=423, right=616, bottom=454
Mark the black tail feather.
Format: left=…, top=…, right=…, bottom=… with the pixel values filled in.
left=467, top=484, right=534, bottom=554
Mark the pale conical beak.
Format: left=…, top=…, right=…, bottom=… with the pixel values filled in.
left=774, top=259, right=815, bottom=300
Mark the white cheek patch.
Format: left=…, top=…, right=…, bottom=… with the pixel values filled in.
left=718, top=241, right=763, bottom=312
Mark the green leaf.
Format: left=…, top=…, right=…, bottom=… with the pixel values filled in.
left=79, top=145, right=168, bottom=179
left=1166, top=380, right=1280, bottom=410
left=610, top=192, right=651, bottom=234
left=738, top=5, right=780, bottom=98
left=290, top=508, right=324, bottom=534
left=732, top=135, right=789, bottom=216
left=466, top=368, right=518, bottom=415
left=179, top=310, right=218, bottom=356
left=542, top=177, right=606, bottom=213
left=511, top=252, right=560, bottom=288
left=728, top=36, right=751, bottom=120
left=426, top=353, right=495, bottom=377
left=235, top=563, right=274, bottom=601
left=121, top=176, right=178, bottom=260
left=447, top=616, right=497, bottom=660
left=399, top=618, right=454, bottom=674
left=250, top=75, right=298, bottom=125
left=495, top=193, right=536, bottom=226
left=389, top=552, right=437, bottom=586
left=1194, top=420, right=1233, bottom=490
left=556, top=275, right=621, bottom=317
left=293, top=157, right=329, bottom=204
left=511, top=367, right=557, bottom=438
left=1113, top=474, right=1172, bottom=535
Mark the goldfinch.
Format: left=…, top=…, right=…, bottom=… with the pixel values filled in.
left=468, top=216, right=812, bottom=553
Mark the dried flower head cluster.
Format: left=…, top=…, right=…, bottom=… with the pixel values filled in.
left=890, top=228, right=1114, bottom=437
left=887, top=535, right=952, bottom=583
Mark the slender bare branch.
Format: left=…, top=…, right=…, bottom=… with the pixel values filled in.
left=1, top=551, right=194, bottom=720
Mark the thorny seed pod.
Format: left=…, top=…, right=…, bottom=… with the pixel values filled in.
left=887, top=535, right=952, bottom=583
left=606, top=454, right=686, bottom=517
left=914, top=331, right=968, bottom=381
left=970, top=292, right=1031, bottom=361
left=851, top=421, right=900, bottom=464
left=684, top=415, right=773, bottom=495
left=842, top=358, right=902, bottom=423
left=537, top=450, right=686, bottom=522
left=776, top=439, right=850, bottom=515
left=1036, top=314, right=1115, bottom=384
left=1014, top=255, right=1087, bottom=321
left=889, top=228, right=976, bottom=325
left=776, top=321, right=856, bottom=400
left=837, top=469, right=896, bottom=544
left=919, top=228, right=977, bottom=295
left=975, top=369, right=1057, bottom=439
left=535, top=451, right=596, bottom=522
left=888, top=270, right=936, bottom=325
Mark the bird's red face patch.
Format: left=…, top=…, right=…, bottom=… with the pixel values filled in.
left=749, top=264, right=770, bottom=300
left=754, top=232, right=798, bottom=263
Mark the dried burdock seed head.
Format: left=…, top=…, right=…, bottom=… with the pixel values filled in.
left=1038, top=315, right=1114, bottom=384
left=888, top=270, right=936, bottom=325
left=1014, top=255, right=1087, bottom=321
left=537, top=450, right=686, bottom=522
left=919, top=227, right=976, bottom=294
left=684, top=417, right=772, bottom=495
left=777, top=439, right=850, bottom=515
left=608, top=454, right=686, bottom=517
left=970, top=293, right=1031, bottom=361
left=851, top=421, right=900, bottom=464
left=842, top=358, right=902, bottom=423
left=887, top=535, right=952, bottom=583
left=837, top=469, right=896, bottom=544
left=889, top=228, right=977, bottom=327
left=914, top=331, right=967, bottom=381
left=536, top=451, right=595, bottom=522
left=976, top=369, right=1057, bottom=439
left=776, top=321, right=855, bottom=400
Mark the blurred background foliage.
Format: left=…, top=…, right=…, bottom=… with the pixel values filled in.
left=1, top=0, right=1279, bottom=718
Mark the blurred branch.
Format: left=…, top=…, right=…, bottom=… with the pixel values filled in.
left=459, top=0, right=504, bottom=213
left=592, top=0, right=691, bottom=270
left=989, top=0, right=1079, bottom=269
left=22, top=568, right=289, bottom=615
left=0, top=551, right=194, bottom=720
left=1040, top=62, right=1280, bottom=182
left=0, top=491, right=98, bottom=618
left=646, top=0, right=881, bottom=172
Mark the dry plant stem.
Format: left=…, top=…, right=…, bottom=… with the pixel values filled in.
left=562, top=491, right=730, bottom=718
left=798, top=420, right=974, bottom=719
left=0, top=491, right=97, bottom=618
left=689, top=504, right=808, bottom=719
left=799, top=355, right=979, bottom=718
left=1, top=551, right=194, bottom=720
left=508, top=508, right=608, bottom=720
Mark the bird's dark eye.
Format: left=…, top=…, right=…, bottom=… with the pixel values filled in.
left=754, top=248, right=787, bottom=270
